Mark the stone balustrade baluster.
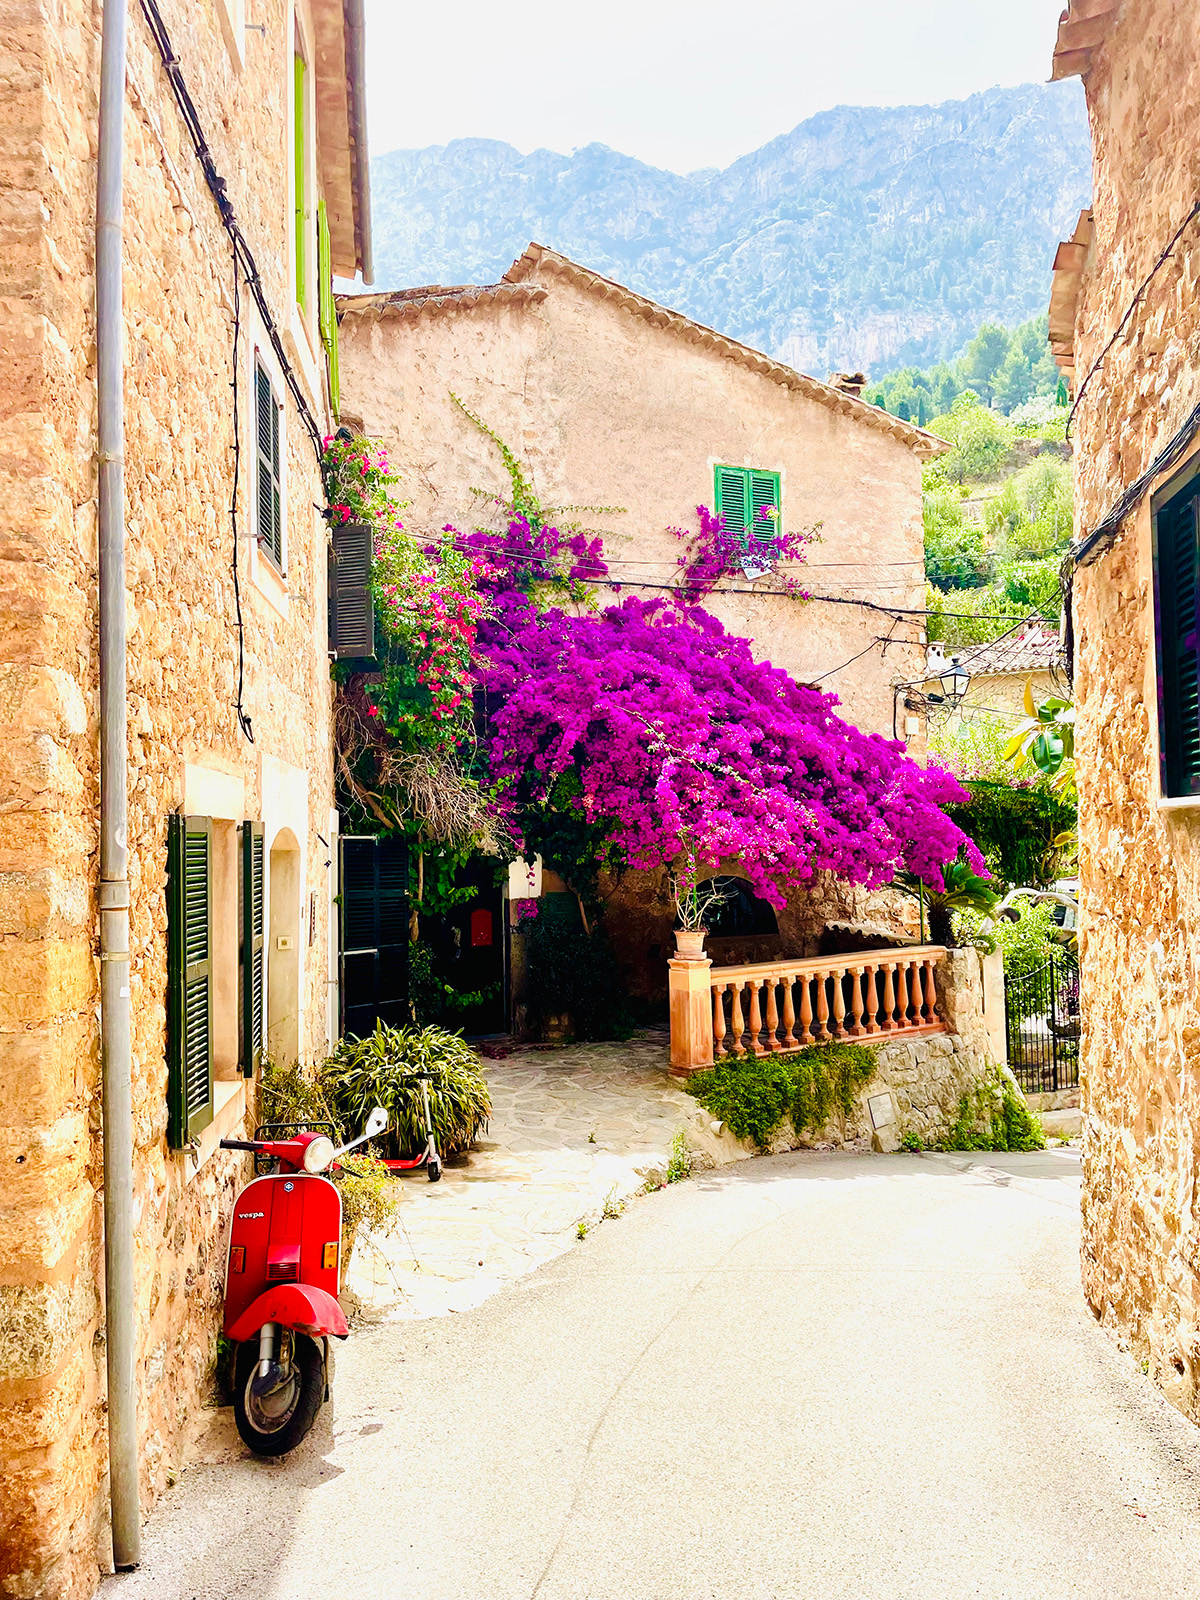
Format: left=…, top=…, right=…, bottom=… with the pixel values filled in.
left=880, top=963, right=896, bottom=1031
left=713, top=984, right=728, bottom=1056
left=747, top=980, right=766, bottom=1056
left=814, top=972, right=830, bottom=1040
left=894, top=962, right=909, bottom=1029
left=863, top=964, right=880, bottom=1034
left=764, top=978, right=782, bottom=1052
left=846, top=966, right=866, bottom=1036
left=798, top=976, right=814, bottom=1045
left=729, top=983, right=747, bottom=1056
left=780, top=976, right=798, bottom=1049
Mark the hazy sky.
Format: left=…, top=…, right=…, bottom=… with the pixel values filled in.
left=363, top=0, right=1064, bottom=173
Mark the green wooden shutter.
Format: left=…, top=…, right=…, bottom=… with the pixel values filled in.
left=294, top=52, right=307, bottom=313
left=167, top=814, right=214, bottom=1148
left=749, top=470, right=781, bottom=545
left=241, top=821, right=265, bottom=1075
left=317, top=200, right=340, bottom=416
left=1156, top=481, right=1200, bottom=795
left=329, top=519, right=375, bottom=660
left=338, top=835, right=409, bottom=1039
left=714, top=465, right=749, bottom=544
left=256, top=362, right=282, bottom=568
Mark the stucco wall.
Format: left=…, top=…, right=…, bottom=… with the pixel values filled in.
left=1062, top=0, right=1200, bottom=1426
left=337, top=270, right=929, bottom=740
left=0, top=3, right=343, bottom=1592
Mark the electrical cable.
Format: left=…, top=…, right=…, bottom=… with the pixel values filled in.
left=229, top=241, right=254, bottom=742
left=1068, top=195, right=1200, bottom=440
left=137, top=0, right=324, bottom=462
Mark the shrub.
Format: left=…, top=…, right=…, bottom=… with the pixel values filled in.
left=522, top=907, right=634, bottom=1042
left=687, top=1042, right=879, bottom=1151
left=259, top=1057, right=340, bottom=1133
left=320, top=1022, right=491, bottom=1159
left=994, top=899, right=1066, bottom=986
left=934, top=1071, right=1045, bottom=1153
left=338, top=1151, right=402, bottom=1253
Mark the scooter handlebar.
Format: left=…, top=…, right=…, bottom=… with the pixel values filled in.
left=219, top=1138, right=263, bottom=1152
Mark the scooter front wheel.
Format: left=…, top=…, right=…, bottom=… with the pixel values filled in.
left=233, top=1333, right=324, bottom=1456
left=427, top=1155, right=442, bottom=1183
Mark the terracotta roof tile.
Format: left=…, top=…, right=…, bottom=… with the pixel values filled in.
left=957, top=618, right=1064, bottom=677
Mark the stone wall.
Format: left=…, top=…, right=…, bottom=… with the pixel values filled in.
left=1056, top=1, right=1200, bottom=1426
left=337, top=263, right=931, bottom=744
left=0, top=3, right=348, bottom=1593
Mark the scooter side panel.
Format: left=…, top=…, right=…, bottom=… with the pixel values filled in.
left=224, top=1173, right=344, bottom=1333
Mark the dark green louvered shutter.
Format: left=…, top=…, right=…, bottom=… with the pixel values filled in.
left=167, top=814, right=214, bottom=1148
left=329, top=519, right=375, bottom=661
left=317, top=200, right=340, bottom=415
left=1155, top=478, right=1200, bottom=796
left=749, top=470, right=781, bottom=545
left=256, top=362, right=282, bottom=569
left=339, top=835, right=409, bottom=1039
left=241, top=821, right=265, bottom=1074
left=714, top=465, right=749, bottom=543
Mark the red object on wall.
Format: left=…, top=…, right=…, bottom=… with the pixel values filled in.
left=470, top=908, right=493, bottom=947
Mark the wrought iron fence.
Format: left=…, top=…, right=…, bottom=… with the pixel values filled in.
left=1004, top=956, right=1080, bottom=1094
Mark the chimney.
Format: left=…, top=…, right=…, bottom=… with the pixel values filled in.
left=829, top=371, right=867, bottom=398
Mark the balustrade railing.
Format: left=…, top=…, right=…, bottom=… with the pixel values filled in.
left=668, top=943, right=948, bottom=1074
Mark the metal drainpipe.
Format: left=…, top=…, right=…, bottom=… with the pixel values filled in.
left=97, top=0, right=141, bottom=1570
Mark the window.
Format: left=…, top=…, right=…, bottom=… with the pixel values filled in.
left=714, top=465, right=781, bottom=557
left=1154, top=469, right=1200, bottom=796
left=317, top=200, right=340, bottom=414
left=255, top=360, right=283, bottom=569
left=338, top=835, right=410, bottom=1038
left=293, top=49, right=309, bottom=315
left=167, top=814, right=214, bottom=1147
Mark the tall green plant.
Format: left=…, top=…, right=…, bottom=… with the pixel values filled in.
left=320, top=1023, right=491, bottom=1159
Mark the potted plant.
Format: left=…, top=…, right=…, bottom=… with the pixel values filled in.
left=670, top=854, right=733, bottom=959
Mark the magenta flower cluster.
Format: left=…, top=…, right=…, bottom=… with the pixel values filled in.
left=473, top=535, right=984, bottom=904
left=673, top=504, right=815, bottom=600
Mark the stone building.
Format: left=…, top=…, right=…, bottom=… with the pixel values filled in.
left=0, top=2, right=369, bottom=1592
left=336, top=247, right=945, bottom=1010
left=945, top=617, right=1066, bottom=720
left=1049, top=1, right=1200, bottom=1424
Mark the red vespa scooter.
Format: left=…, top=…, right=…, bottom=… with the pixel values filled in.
left=219, top=1106, right=387, bottom=1455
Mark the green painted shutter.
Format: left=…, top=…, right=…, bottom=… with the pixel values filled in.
left=1156, top=481, right=1200, bottom=795
left=339, top=835, right=409, bottom=1039
left=714, top=465, right=749, bottom=544
left=294, top=53, right=307, bottom=313
left=256, top=362, right=282, bottom=568
left=167, top=814, right=214, bottom=1148
left=241, top=821, right=265, bottom=1075
left=329, top=519, right=375, bottom=660
left=317, top=200, right=340, bottom=416
left=749, top=470, right=781, bottom=545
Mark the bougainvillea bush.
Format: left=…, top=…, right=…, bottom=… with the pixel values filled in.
left=673, top=503, right=816, bottom=600
left=475, top=546, right=983, bottom=904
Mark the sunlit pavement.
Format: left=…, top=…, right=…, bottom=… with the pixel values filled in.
left=109, top=1144, right=1200, bottom=1600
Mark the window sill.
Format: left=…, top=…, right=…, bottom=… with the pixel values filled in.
left=185, top=1078, right=246, bottom=1184
left=251, top=541, right=289, bottom=618
left=1158, top=795, right=1200, bottom=811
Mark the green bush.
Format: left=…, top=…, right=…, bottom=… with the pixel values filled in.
left=259, top=1057, right=339, bottom=1132
left=994, top=899, right=1067, bottom=986
left=934, top=1071, right=1045, bottom=1153
left=687, top=1042, right=879, bottom=1151
left=522, top=905, right=634, bottom=1041
left=320, top=1021, right=490, bottom=1159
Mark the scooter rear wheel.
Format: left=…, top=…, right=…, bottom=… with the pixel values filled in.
left=233, top=1333, right=324, bottom=1456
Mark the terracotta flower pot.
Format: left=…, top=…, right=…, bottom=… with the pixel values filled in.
left=674, top=928, right=708, bottom=960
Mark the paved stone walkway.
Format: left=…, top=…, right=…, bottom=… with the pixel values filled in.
left=342, top=1031, right=743, bottom=1320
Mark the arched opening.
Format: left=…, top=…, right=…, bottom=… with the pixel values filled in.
left=267, top=827, right=301, bottom=1064
left=692, top=877, right=779, bottom=936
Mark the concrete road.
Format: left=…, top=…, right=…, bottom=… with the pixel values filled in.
left=109, top=1149, right=1200, bottom=1600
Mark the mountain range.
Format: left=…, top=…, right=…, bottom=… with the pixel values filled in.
left=367, top=83, right=1092, bottom=379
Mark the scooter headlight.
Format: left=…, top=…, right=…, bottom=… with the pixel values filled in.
left=302, top=1136, right=336, bottom=1174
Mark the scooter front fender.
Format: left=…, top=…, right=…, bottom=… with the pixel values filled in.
left=227, top=1283, right=349, bottom=1342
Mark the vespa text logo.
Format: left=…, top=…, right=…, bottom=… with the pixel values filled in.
left=238, top=1211, right=266, bottom=1220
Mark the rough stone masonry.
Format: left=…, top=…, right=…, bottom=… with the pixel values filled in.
left=0, top=3, right=366, bottom=1595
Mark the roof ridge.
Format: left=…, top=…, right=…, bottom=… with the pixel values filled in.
left=502, top=242, right=948, bottom=458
